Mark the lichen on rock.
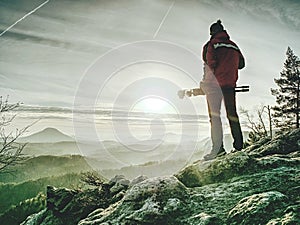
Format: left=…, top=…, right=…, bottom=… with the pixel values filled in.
left=266, top=204, right=300, bottom=225
left=83, top=176, right=190, bottom=224
left=227, top=191, right=288, bottom=225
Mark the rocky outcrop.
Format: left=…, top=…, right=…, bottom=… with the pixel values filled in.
left=22, top=129, right=300, bottom=225
left=21, top=175, right=131, bottom=225
left=176, top=129, right=300, bottom=188
left=244, top=128, right=300, bottom=157
left=175, top=151, right=256, bottom=187
left=79, top=176, right=189, bottom=225
left=20, top=187, right=103, bottom=225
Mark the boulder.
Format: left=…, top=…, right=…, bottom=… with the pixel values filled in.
left=227, top=191, right=287, bottom=225
left=108, top=174, right=130, bottom=196
left=176, top=151, right=256, bottom=187
left=78, top=176, right=190, bottom=224
left=21, top=181, right=125, bottom=225
left=245, top=129, right=300, bottom=157
left=129, top=175, right=149, bottom=187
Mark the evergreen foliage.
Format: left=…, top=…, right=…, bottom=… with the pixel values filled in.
left=271, top=47, right=300, bottom=130
left=0, top=193, right=46, bottom=225
left=0, top=173, right=83, bottom=213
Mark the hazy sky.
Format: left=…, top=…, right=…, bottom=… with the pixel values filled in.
left=0, top=0, right=300, bottom=114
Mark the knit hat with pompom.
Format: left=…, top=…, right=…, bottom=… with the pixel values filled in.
left=210, top=19, right=224, bottom=35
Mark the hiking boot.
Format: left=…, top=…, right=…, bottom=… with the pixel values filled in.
left=233, top=141, right=243, bottom=151
left=203, top=147, right=226, bottom=161
left=230, top=148, right=242, bottom=153
left=216, top=147, right=226, bottom=157
left=203, top=152, right=217, bottom=161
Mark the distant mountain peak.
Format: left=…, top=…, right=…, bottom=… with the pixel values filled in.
left=39, top=127, right=65, bottom=134
left=19, top=127, right=74, bottom=143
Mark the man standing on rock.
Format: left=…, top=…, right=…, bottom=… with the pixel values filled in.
left=201, top=20, right=245, bottom=160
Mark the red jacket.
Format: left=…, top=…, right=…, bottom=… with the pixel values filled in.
left=202, top=31, right=245, bottom=87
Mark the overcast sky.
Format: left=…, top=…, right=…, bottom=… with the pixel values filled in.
left=0, top=0, right=300, bottom=114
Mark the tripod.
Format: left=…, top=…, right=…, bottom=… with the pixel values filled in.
left=177, top=86, right=249, bottom=99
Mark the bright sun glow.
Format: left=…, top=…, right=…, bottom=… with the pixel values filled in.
left=133, top=97, right=170, bottom=113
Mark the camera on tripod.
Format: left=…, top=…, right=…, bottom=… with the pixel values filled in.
left=177, top=85, right=249, bottom=99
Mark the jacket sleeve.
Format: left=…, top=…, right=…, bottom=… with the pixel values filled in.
left=206, top=42, right=217, bottom=69
left=202, top=42, right=209, bottom=63
left=238, top=52, right=245, bottom=69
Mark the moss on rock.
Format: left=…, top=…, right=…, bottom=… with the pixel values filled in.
left=176, top=152, right=256, bottom=187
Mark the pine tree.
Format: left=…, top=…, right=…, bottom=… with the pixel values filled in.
left=271, top=47, right=300, bottom=130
